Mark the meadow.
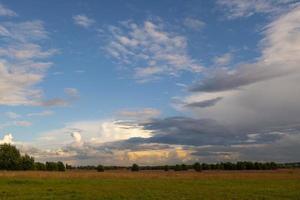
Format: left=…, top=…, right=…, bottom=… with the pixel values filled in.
left=0, top=170, right=299, bottom=200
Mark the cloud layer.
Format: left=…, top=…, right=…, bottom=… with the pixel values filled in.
left=106, top=21, right=202, bottom=81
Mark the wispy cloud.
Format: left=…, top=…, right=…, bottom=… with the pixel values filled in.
left=5, top=112, right=21, bottom=119
left=27, top=110, right=54, bottom=117
left=117, top=108, right=160, bottom=121
left=217, top=0, right=298, bottom=19
left=0, top=3, right=17, bottom=17
left=183, top=17, right=205, bottom=31
left=0, top=18, right=58, bottom=106
left=14, top=120, right=32, bottom=127
left=64, top=88, right=79, bottom=98
left=73, top=14, right=95, bottom=28
left=213, top=53, right=233, bottom=66
left=105, top=21, right=203, bottom=82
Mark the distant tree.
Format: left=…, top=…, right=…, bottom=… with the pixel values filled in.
left=20, top=154, right=34, bottom=170
left=0, top=144, right=21, bottom=170
left=57, top=161, right=66, bottom=171
left=46, top=162, right=58, bottom=171
left=34, top=162, right=46, bottom=170
left=66, top=164, right=73, bottom=170
left=96, top=164, right=104, bottom=172
left=164, top=165, right=169, bottom=171
left=181, top=164, right=188, bottom=171
left=174, top=164, right=182, bottom=171
left=201, top=163, right=210, bottom=170
left=131, top=164, right=139, bottom=172
left=193, top=162, right=202, bottom=172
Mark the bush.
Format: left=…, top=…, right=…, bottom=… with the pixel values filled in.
left=131, top=164, right=139, bottom=172
left=96, top=165, right=104, bottom=172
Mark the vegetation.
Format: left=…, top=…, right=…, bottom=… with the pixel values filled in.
left=96, top=164, right=104, bottom=172
left=0, top=170, right=299, bottom=199
left=0, top=144, right=34, bottom=170
left=131, top=163, right=139, bottom=171
left=0, top=144, right=65, bottom=171
left=1, top=144, right=300, bottom=173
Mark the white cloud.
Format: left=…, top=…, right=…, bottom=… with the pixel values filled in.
left=184, top=5, right=300, bottom=130
left=71, top=131, right=82, bottom=144
left=27, top=110, right=54, bottom=117
left=213, top=53, right=233, bottom=66
left=73, top=14, right=95, bottom=28
left=183, top=18, right=205, bottom=30
left=217, top=0, right=297, bottom=19
left=106, top=21, right=203, bottom=81
left=5, top=111, right=21, bottom=119
left=0, top=134, right=13, bottom=144
left=0, top=19, right=57, bottom=106
left=0, top=3, right=17, bottom=17
left=35, top=119, right=152, bottom=149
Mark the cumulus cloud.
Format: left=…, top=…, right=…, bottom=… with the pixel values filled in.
left=73, top=14, right=95, bottom=28
left=191, top=6, right=300, bottom=93
left=105, top=21, right=203, bottom=81
left=0, top=134, right=13, bottom=144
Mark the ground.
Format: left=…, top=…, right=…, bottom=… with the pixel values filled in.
left=0, top=169, right=299, bottom=200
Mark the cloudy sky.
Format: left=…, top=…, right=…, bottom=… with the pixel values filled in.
left=0, top=0, right=300, bottom=165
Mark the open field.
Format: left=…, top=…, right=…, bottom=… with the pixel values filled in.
left=0, top=170, right=299, bottom=200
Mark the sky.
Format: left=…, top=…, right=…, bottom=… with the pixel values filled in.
left=0, top=0, right=300, bottom=166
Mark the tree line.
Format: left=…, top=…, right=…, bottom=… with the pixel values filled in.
left=0, top=144, right=65, bottom=171
left=1, top=144, right=299, bottom=172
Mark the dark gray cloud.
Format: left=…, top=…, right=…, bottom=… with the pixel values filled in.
left=189, top=65, right=295, bottom=93
left=185, top=97, right=223, bottom=108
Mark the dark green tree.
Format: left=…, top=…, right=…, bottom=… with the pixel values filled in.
left=46, top=162, right=58, bottom=171
left=0, top=144, right=21, bottom=170
left=20, top=154, right=34, bottom=170
left=174, top=164, right=182, bottom=171
left=131, top=163, right=139, bottom=171
left=193, top=162, right=202, bottom=172
left=57, top=161, right=66, bottom=171
left=164, top=165, right=169, bottom=171
left=96, top=164, right=104, bottom=172
left=34, top=162, right=46, bottom=170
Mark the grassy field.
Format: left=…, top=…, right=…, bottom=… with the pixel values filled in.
left=0, top=170, right=299, bottom=200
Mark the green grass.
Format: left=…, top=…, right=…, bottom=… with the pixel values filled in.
left=0, top=171, right=299, bottom=200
